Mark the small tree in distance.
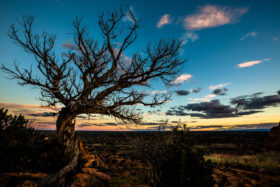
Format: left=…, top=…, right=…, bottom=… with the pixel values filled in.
left=1, top=7, right=185, bottom=184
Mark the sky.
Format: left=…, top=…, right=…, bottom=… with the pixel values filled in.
left=0, top=0, right=280, bottom=131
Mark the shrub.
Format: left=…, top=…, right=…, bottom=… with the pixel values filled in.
left=0, top=108, right=47, bottom=173
left=157, top=129, right=214, bottom=187
left=132, top=129, right=214, bottom=186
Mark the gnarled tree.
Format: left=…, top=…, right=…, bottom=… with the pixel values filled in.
left=1, top=7, right=185, bottom=184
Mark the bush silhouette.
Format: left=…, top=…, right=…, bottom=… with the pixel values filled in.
left=0, top=108, right=47, bottom=173
left=158, top=129, right=214, bottom=187
left=132, top=128, right=214, bottom=186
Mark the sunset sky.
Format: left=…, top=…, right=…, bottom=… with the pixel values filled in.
left=0, top=0, right=280, bottom=131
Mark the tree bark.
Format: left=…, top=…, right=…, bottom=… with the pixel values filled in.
left=56, top=108, right=78, bottom=163
left=39, top=107, right=80, bottom=185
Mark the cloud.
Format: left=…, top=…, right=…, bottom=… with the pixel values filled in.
left=136, top=122, right=278, bottom=131
left=140, top=122, right=164, bottom=126
left=166, top=99, right=261, bottom=118
left=61, top=41, right=79, bottom=51
left=180, top=32, right=199, bottom=46
left=78, top=122, right=120, bottom=128
left=162, top=100, right=172, bottom=103
left=124, top=6, right=136, bottom=23
left=191, top=125, right=224, bottom=129
left=171, top=74, right=192, bottom=85
left=189, top=122, right=278, bottom=130
left=209, top=83, right=230, bottom=90
left=175, top=90, right=190, bottom=96
left=231, top=92, right=280, bottom=110
left=148, top=90, right=168, bottom=94
left=78, top=124, right=92, bottom=128
left=263, top=58, right=271, bottom=61
left=240, top=32, right=257, bottom=40
left=167, top=90, right=280, bottom=119
left=0, top=102, right=59, bottom=130
left=190, top=87, right=202, bottom=93
left=273, top=37, right=278, bottom=41
left=184, top=5, right=248, bottom=30
left=104, top=122, right=119, bottom=126
left=237, top=59, right=271, bottom=68
left=179, top=32, right=199, bottom=55
left=157, top=14, right=171, bottom=28
left=238, top=60, right=262, bottom=68
left=36, top=121, right=56, bottom=126
left=188, top=94, right=217, bottom=103
left=212, top=88, right=228, bottom=96
left=28, top=112, right=57, bottom=117
left=232, top=122, right=278, bottom=130
left=205, top=94, right=216, bottom=98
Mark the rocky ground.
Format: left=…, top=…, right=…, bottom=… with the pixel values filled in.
left=1, top=130, right=280, bottom=186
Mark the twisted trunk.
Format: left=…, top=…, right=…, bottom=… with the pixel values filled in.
left=40, top=107, right=80, bottom=185
left=56, top=108, right=78, bottom=162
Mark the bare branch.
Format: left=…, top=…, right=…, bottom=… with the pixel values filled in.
left=1, top=7, right=185, bottom=124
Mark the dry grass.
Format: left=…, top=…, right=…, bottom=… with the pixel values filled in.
left=205, top=151, right=280, bottom=173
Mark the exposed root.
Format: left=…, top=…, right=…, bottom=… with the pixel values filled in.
left=79, top=142, right=108, bottom=169
left=1, top=141, right=111, bottom=186
left=81, top=168, right=111, bottom=181
left=39, top=139, right=80, bottom=186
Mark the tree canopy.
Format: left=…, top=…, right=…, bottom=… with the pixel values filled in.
left=2, top=7, right=185, bottom=124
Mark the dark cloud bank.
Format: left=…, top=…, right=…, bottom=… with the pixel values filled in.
left=174, top=87, right=201, bottom=96
left=166, top=90, right=280, bottom=119
left=212, top=88, right=228, bottom=96
left=175, top=90, right=190, bottom=96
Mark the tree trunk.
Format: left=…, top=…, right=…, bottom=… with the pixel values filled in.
left=39, top=107, right=80, bottom=185
left=56, top=108, right=78, bottom=163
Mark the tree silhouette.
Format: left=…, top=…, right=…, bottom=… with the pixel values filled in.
left=1, top=7, right=185, bottom=184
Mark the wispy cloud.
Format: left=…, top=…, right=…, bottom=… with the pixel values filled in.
left=124, top=6, right=136, bottom=23
left=148, top=90, right=168, bottom=94
left=240, top=32, right=257, bottom=40
left=237, top=59, right=271, bottom=68
left=273, top=37, right=279, bottom=41
left=157, top=14, right=171, bottom=28
left=171, top=74, right=192, bottom=85
left=209, top=83, right=230, bottom=90
left=179, top=32, right=199, bottom=55
left=61, top=41, right=79, bottom=51
left=188, top=94, right=217, bottom=103
left=189, top=87, right=202, bottom=93
left=180, top=32, right=199, bottom=46
left=184, top=5, right=248, bottom=30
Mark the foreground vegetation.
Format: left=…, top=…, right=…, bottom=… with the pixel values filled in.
left=78, top=130, right=280, bottom=186
left=205, top=152, right=280, bottom=173
left=0, top=108, right=214, bottom=186
left=1, top=108, right=280, bottom=186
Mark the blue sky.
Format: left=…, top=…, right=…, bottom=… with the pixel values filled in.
left=0, top=0, right=280, bottom=131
